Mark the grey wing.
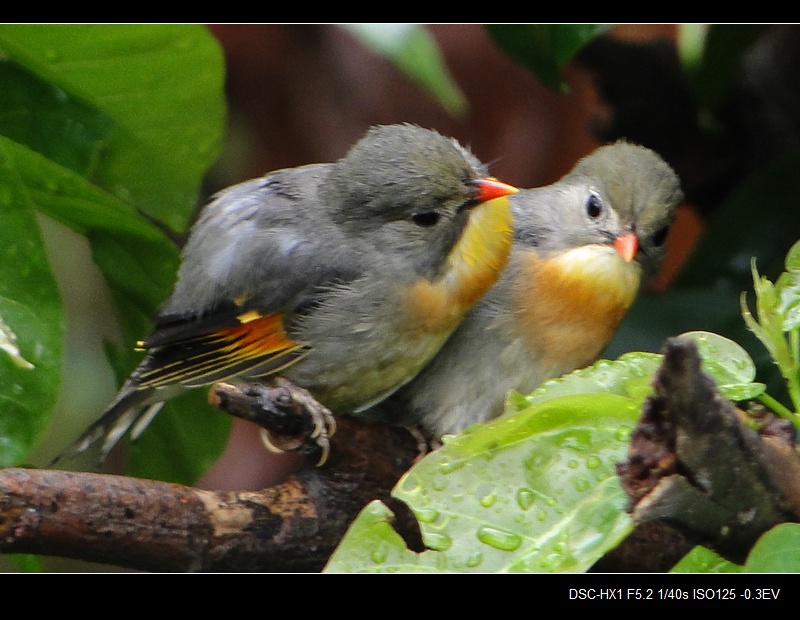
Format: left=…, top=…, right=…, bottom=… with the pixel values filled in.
left=160, top=164, right=361, bottom=321
left=51, top=165, right=360, bottom=465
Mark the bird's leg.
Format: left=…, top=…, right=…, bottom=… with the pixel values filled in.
left=403, top=424, right=441, bottom=464
left=209, top=378, right=336, bottom=466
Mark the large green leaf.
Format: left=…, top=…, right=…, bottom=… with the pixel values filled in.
left=326, top=392, right=638, bottom=573
left=670, top=545, right=741, bottom=573
left=514, top=351, right=662, bottom=411
left=0, top=59, right=113, bottom=177
left=324, top=500, right=424, bottom=572
left=743, top=523, right=800, bottom=573
left=0, top=142, right=63, bottom=465
left=327, top=329, right=768, bottom=572
left=0, top=136, right=182, bottom=467
left=671, top=523, right=800, bottom=573
left=520, top=331, right=762, bottom=409
left=0, top=25, right=228, bottom=478
left=0, top=24, right=226, bottom=232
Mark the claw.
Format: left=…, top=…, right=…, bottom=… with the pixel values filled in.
left=212, top=378, right=336, bottom=467
left=259, top=426, right=330, bottom=466
left=259, top=427, right=286, bottom=455
left=313, top=437, right=330, bottom=467
left=310, top=409, right=336, bottom=441
left=257, top=378, right=336, bottom=466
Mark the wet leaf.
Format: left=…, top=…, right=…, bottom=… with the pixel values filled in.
left=744, top=523, right=800, bottom=573
left=670, top=546, right=741, bottom=573
left=328, top=393, right=638, bottom=572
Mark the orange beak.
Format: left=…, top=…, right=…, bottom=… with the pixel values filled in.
left=613, top=232, right=639, bottom=263
left=473, top=177, right=519, bottom=202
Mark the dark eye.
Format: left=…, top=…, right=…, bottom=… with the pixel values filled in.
left=651, top=225, right=670, bottom=247
left=586, top=193, right=603, bottom=218
left=412, top=211, right=441, bottom=227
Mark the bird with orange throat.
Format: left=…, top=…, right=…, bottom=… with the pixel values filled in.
left=53, top=124, right=518, bottom=466
left=378, top=140, right=683, bottom=438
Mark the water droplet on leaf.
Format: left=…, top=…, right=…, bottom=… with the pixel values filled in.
left=516, top=488, right=535, bottom=510
left=425, top=531, right=452, bottom=551
left=477, top=526, right=522, bottom=551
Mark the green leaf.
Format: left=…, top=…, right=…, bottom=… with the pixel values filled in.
left=0, top=60, right=114, bottom=177
left=785, top=239, right=800, bottom=272
left=0, top=134, right=172, bottom=242
left=519, top=351, right=662, bottom=411
left=744, top=523, right=800, bottom=572
left=517, top=330, right=762, bottom=426
left=486, top=24, right=610, bottom=92
left=329, top=392, right=638, bottom=572
left=776, top=271, right=800, bottom=332
left=0, top=25, right=227, bottom=476
left=680, top=330, right=766, bottom=400
left=325, top=500, right=439, bottom=573
left=342, top=24, right=467, bottom=116
left=681, top=330, right=756, bottom=383
left=0, top=134, right=179, bottom=357
left=523, top=331, right=762, bottom=414
left=9, top=554, right=44, bottom=573
left=740, top=248, right=800, bottom=416
left=0, top=315, right=34, bottom=370
left=670, top=545, right=741, bottom=573
left=0, top=24, right=226, bottom=232
left=0, top=142, right=64, bottom=466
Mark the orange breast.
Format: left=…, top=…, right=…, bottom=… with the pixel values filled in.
left=404, top=278, right=461, bottom=334
left=513, top=246, right=642, bottom=368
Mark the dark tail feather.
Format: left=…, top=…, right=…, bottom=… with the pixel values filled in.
left=49, top=385, right=162, bottom=467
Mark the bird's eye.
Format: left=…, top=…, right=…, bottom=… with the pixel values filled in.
left=412, top=211, right=441, bottom=227
left=651, top=225, right=670, bottom=247
left=586, top=193, right=603, bottom=218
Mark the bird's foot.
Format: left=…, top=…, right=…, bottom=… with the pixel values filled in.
left=209, top=378, right=336, bottom=466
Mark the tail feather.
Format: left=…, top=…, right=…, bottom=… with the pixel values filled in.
left=129, top=402, right=166, bottom=443
left=49, top=385, right=165, bottom=467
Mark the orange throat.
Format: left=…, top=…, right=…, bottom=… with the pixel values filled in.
left=405, top=196, right=513, bottom=333
left=514, top=244, right=642, bottom=369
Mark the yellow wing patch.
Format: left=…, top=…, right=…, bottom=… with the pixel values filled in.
left=137, top=312, right=305, bottom=388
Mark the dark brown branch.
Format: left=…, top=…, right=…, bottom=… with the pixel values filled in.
left=6, top=340, right=800, bottom=572
left=616, top=337, right=800, bottom=565
left=0, top=411, right=421, bottom=572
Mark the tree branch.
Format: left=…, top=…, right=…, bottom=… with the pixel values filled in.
left=5, top=341, right=800, bottom=571
left=617, top=337, right=800, bottom=565
left=0, top=411, right=422, bottom=572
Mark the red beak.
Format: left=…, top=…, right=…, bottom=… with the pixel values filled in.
left=473, top=177, right=519, bottom=202
left=613, top=232, right=638, bottom=262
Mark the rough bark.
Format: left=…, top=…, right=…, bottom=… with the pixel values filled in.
left=615, top=338, right=800, bottom=566
left=0, top=408, right=421, bottom=572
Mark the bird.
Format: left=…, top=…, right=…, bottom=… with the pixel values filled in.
left=53, top=123, right=518, bottom=465
left=377, top=140, right=683, bottom=438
